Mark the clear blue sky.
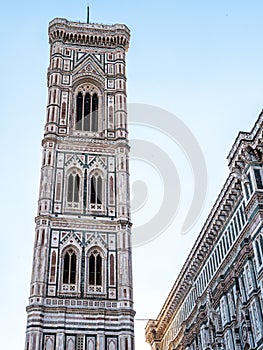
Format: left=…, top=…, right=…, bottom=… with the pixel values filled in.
left=1, top=1, right=263, bottom=349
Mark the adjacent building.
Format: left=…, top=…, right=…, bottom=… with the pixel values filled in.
left=146, top=114, right=263, bottom=349
left=24, top=18, right=135, bottom=350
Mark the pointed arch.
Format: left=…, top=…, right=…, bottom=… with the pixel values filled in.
left=62, top=247, right=78, bottom=285
left=88, top=250, right=102, bottom=286
left=74, top=85, right=100, bottom=132
left=88, top=339, right=95, bottom=350
left=65, top=167, right=83, bottom=211
left=45, top=337, right=54, bottom=350
left=89, top=169, right=105, bottom=210
left=67, top=338, right=75, bottom=350
left=109, top=340, right=116, bottom=350
left=87, top=247, right=106, bottom=293
left=67, top=173, right=80, bottom=203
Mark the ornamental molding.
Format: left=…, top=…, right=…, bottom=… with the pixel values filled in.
left=49, top=18, right=130, bottom=51
left=228, top=112, right=263, bottom=171
left=146, top=117, right=263, bottom=341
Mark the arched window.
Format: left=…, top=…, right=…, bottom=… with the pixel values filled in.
left=63, top=249, right=77, bottom=284
left=90, top=174, right=103, bottom=205
left=67, top=173, right=80, bottom=203
left=75, top=90, right=99, bottom=132
left=89, top=250, right=102, bottom=286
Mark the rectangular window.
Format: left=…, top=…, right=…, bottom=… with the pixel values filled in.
left=254, top=169, right=263, bottom=189
left=248, top=172, right=253, bottom=193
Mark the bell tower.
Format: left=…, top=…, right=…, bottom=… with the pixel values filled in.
left=25, top=18, right=134, bottom=350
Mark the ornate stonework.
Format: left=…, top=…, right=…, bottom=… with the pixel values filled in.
left=146, top=114, right=263, bottom=349
left=24, top=18, right=135, bottom=350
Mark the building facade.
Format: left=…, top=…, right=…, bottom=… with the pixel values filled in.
left=146, top=114, right=263, bottom=349
left=24, top=18, right=135, bottom=350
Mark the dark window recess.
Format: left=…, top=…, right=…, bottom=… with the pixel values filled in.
left=76, top=92, right=83, bottom=130
left=89, top=254, right=95, bottom=285
left=74, top=174, right=80, bottom=202
left=67, top=173, right=80, bottom=203
left=63, top=250, right=76, bottom=284
left=89, top=253, right=102, bottom=286
left=75, top=92, right=99, bottom=131
left=96, top=255, right=102, bottom=285
left=256, top=240, right=262, bottom=265
left=254, top=169, right=263, bottom=189
left=90, top=175, right=102, bottom=205
left=90, top=178, right=96, bottom=204
left=68, top=174, right=74, bottom=202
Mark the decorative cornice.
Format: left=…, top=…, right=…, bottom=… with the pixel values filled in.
left=227, top=111, right=263, bottom=170
left=49, top=18, right=130, bottom=51
left=146, top=112, right=263, bottom=344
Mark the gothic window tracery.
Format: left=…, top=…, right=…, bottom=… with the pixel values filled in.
left=89, top=170, right=105, bottom=211
left=63, top=249, right=77, bottom=285
left=66, top=169, right=83, bottom=210
left=67, top=173, right=80, bottom=203
left=89, top=250, right=102, bottom=286
left=75, top=87, right=99, bottom=132
left=87, top=248, right=105, bottom=293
